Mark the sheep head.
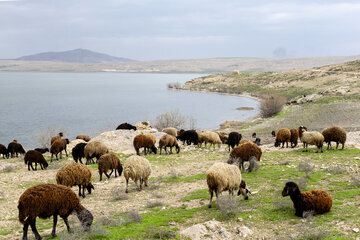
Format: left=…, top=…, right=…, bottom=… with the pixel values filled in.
left=175, top=145, right=180, bottom=154
left=43, top=160, right=49, bottom=169
left=271, top=131, right=276, bottom=137
left=76, top=208, right=93, bottom=231
left=282, top=181, right=300, bottom=197
left=237, top=180, right=249, bottom=200
left=117, top=165, right=123, bottom=176
left=86, top=183, right=94, bottom=194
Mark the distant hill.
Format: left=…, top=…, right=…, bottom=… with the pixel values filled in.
left=16, top=48, right=135, bottom=63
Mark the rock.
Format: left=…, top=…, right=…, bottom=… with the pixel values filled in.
left=235, top=225, right=253, bottom=237
left=353, top=228, right=359, bottom=233
left=180, top=224, right=208, bottom=240
left=204, top=220, right=222, bottom=232
left=135, top=121, right=152, bottom=130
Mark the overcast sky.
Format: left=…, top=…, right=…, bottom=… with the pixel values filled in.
left=1, top=0, right=360, bottom=60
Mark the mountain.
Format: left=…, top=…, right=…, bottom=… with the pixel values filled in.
left=16, top=48, right=135, bottom=63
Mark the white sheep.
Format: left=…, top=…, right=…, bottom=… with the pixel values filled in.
left=299, top=126, right=324, bottom=153
left=162, top=127, right=177, bottom=137
left=123, top=155, right=151, bottom=193
left=206, top=162, right=249, bottom=208
left=202, top=131, right=222, bottom=149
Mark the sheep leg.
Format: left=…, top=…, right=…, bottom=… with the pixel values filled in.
left=51, top=154, right=53, bottom=162
left=135, top=180, right=141, bottom=191
left=51, top=214, right=58, bottom=237
left=60, top=151, right=62, bottom=159
left=208, top=190, right=214, bottom=208
left=144, top=177, right=148, bottom=187
left=99, top=172, right=103, bottom=181
left=125, top=179, right=129, bottom=193
left=27, top=162, right=31, bottom=171
left=105, top=170, right=112, bottom=179
left=40, top=163, right=44, bottom=170
left=34, top=162, right=38, bottom=170
left=286, top=142, right=288, bottom=148
left=115, top=169, right=118, bottom=177
left=65, top=149, right=68, bottom=157
left=139, top=179, right=143, bottom=190
left=170, top=146, right=173, bottom=154
left=82, top=185, right=85, bottom=198
left=79, top=158, right=83, bottom=164
left=336, top=142, right=339, bottom=150
left=29, top=219, right=41, bottom=240
left=22, top=218, right=30, bottom=240
left=341, top=143, right=344, bottom=150
left=62, top=217, right=72, bottom=233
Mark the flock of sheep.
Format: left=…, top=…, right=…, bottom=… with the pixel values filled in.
left=0, top=123, right=348, bottom=240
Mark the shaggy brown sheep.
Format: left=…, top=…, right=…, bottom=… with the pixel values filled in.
left=56, top=163, right=94, bottom=198
left=7, top=141, right=26, bottom=158
left=159, top=134, right=180, bottom=154
left=290, top=128, right=299, bottom=148
left=18, top=184, right=93, bottom=240
left=228, top=142, right=262, bottom=172
left=98, top=153, right=123, bottom=181
left=84, top=141, right=109, bottom=164
left=133, top=134, right=157, bottom=155
left=0, top=144, right=8, bottom=159
left=76, top=134, right=91, bottom=142
left=24, top=150, right=48, bottom=171
left=50, top=139, right=70, bottom=162
left=321, top=126, right=347, bottom=150
left=282, top=181, right=332, bottom=217
left=50, top=132, right=63, bottom=145
left=275, top=128, right=291, bottom=148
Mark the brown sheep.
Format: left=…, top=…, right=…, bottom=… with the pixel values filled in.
left=18, top=184, right=93, bottom=240
left=98, top=153, right=123, bottom=181
left=159, top=134, right=180, bottom=154
left=50, top=138, right=70, bottom=162
left=84, top=141, right=109, bottom=165
left=50, top=132, right=63, bottom=145
left=7, top=141, right=26, bottom=158
left=56, top=163, right=94, bottom=198
left=290, top=128, right=299, bottom=148
left=162, top=127, right=177, bottom=137
left=275, top=128, right=291, bottom=148
left=133, top=134, right=157, bottom=155
left=76, top=134, right=91, bottom=142
left=282, top=181, right=332, bottom=217
left=216, top=131, right=228, bottom=144
left=24, top=150, right=48, bottom=171
left=228, top=142, right=262, bottom=172
left=321, top=126, right=347, bottom=150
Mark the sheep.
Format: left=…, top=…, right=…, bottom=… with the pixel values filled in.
left=253, top=137, right=261, bottom=146
left=271, top=130, right=276, bottom=137
left=133, top=134, right=157, bottom=155
left=0, top=144, right=8, bottom=159
left=50, top=138, right=70, bottom=162
left=76, top=134, right=91, bottom=142
left=7, top=141, right=26, bottom=158
left=34, top=148, right=49, bottom=154
left=159, top=134, right=180, bottom=154
left=177, top=129, right=185, bottom=136
left=282, top=181, right=332, bottom=217
left=216, top=131, right=228, bottom=144
left=50, top=132, right=63, bottom=145
left=298, top=126, right=324, bottom=153
left=228, top=142, right=262, bottom=172
left=275, top=128, right=291, bottom=148
left=176, top=130, right=198, bottom=146
left=290, top=128, right=299, bottom=148
left=321, top=126, right=347, bottom=150
left=197, top=131, right=206, bottom=147
left=145, top=133, right=156, bottom=145
left=116, top=122, right=137, bottom=130
left=252, top=132, right=256, bottom=138
left=72, top=143, right=87, bottom=164
left=24, top=150, right=48, bottom=171
left=84, top=141, right=109, bottom=164
left=56, top=163, right=94, bottom=198
left=18, top=184, right=93, bottom=240
left=206, top=162, right=249, bottom=208
left=202, top=131, right=222, bottom=149
left=162, top=127, right=177, bottom=137
left=123, top=155, right=151, bottom=193
left=98, top=153, right=123, bottom=181
left=227, top=132, right=242, bottom=151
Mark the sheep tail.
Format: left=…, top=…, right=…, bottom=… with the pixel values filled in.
left=18, top=203, right=27, bottom=224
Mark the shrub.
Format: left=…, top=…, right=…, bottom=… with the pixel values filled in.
left=167, top=82, right=182, bottom=89
left=146, top=200, right=163, bottom=208
left=125, top=210, right=143, bottom=223
left=34, top=127, right=68, bottom=148
left=260, top=93, right=287, bottom=118
left=111, top=186, right=129, bottom=201
left=153, top=108, right=186, bottom=130
left=146, top=226, right=176, bottom=239
left=217, top=195, right=240, bottom=219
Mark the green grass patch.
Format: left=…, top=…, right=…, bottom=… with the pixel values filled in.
left=0, top=230, right=12, bottom=235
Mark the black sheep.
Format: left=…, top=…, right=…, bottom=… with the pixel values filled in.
left=253, top=137, right=261, bottom=146
left=34, top=148, right=49, bottom=154
left=24, top=150, right=48, bottom=171
left=7, top=141, right=26, bottom=158
left=176, top=130, right=198, bottom=146
left=72, top=143, right=87, bottom=164
left=227, top=132, right=242, bottom=151
left=0, top=144, right=9, bottom=159
left=116, top=122, right=137, bottom=130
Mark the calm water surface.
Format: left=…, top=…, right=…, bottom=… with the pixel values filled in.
left=0, top=72, right=258, bottom=149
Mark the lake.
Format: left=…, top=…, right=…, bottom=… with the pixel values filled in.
left=0, top=72, right=259, bottom=149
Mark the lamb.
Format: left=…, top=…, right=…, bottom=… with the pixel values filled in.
left=98, top=153, right=123, bottom=181
left=282, top=181, right=332, bottom=217
left=34, top=148, right=49, bottom=154
left=0, top=144, right=8, bottom=159
left=227, top=132, right=242, bottom=151
left=202, top=131, right=222, bottom=149
left=133, top=134, right=157, bottom=155
left=72, top=143, right=87, bottom=164
left=50, top=132, right=63, bottom=145
left=176, top=130, right=198, bottom=146
left=7, top=141, right=26, bottom=158
left=50, top=138, right=70, bottom=162
left=298, top=126, right=324, bottom=153
left=123, top=155, right=151, bottom=193
left=228, top=142, right=262, bottom=172
left=18, top=184, right=93, bottom=240
left=206, top=162, right=249, bottom=208
left=290, top=128, right=299, bottom=148
left=76, top=134, right=91, bottom=142
left=321, top=126, right=347, bottom=150
left=162, top=127, right=177, bottom=137
left=158, top=134, right=180, bottom=154
left=116, top=122, right=137, bottom=130
left=24, top=150, right=48, bottom=171
left=56, top=163, right=94, bottom=198
left=274, top=128, right=291, bottom=148
left=84, top=141, right=109, bottom=164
